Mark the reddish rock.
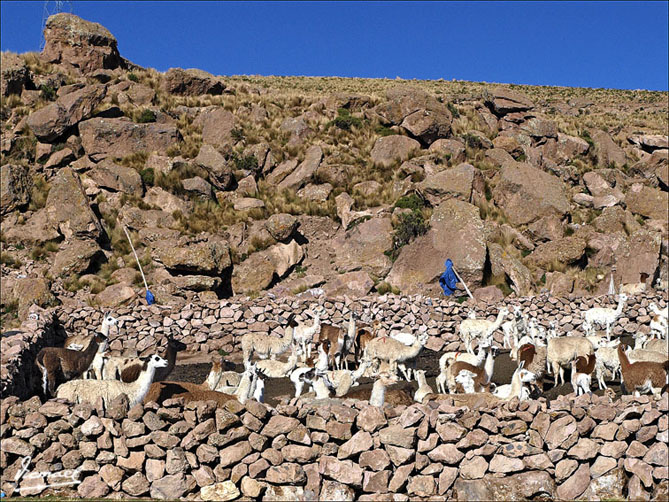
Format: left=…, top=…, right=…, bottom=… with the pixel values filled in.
left=363, top=470, right=391, bottom=493
left=370, top=135, right=421, bottom=168
left=150, top=473, right=188, bottom=500
left=337, top=430, right=373, bottom=460
left=459, top=455, right=488, bottom=479
left=266, top=463, right=306, bottom=484
left=407, top=475, right=436, bottom=497
left=427, top=444, right=464, bottom=465
left=77, top=474, right=110, bottom=498
left=556, top=463, right=590, bottom=500
left=360, top=450, right=391, bottom=471
left=319, top=456, right=363, bottom=487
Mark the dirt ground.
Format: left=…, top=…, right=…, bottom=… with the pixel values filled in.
left=169, top=340, right=629, bottom=408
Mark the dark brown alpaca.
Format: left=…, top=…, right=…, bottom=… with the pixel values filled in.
left=36, top=332, right=107, bottom=397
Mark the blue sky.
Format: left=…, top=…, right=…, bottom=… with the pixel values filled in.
left=2, top=1, right=667, bottom=91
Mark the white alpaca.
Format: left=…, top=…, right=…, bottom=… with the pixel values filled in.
left=252, top=375, right=265, bottom=403
left=454, top=370, right=477, bottom=394
left=206, top=358, right=242, bottom=392
left=364, top=331, right=429, bottom=381
left=649, top=302, right=669, bottom=321
left=234, top=363, right=259, bottom=404
left=241, top=323, right=294, bottom=362
left=290, top=367, right=313, bottom=398
left=593, top=340, right=622, bottom=389
left=583, top=294, right=628, bottom=339
left=459, top=307, right=509, bottom=354
left=369, top=373, right=398, bottom=407
left=649, top=315, right=668, bottom=340
left=256, top=353, right=299, bottom=379
left=294, top=307, right=324, bottom=361
left=56, top=355, right=168, bottom=410
left=492, top=361, right=536, bottom=400
left=327, top=359, right=370, bottom=397
left=413, top=369, right=433, bottom=403
left=447, top=344, right=498, bottom=393
left=571, top=360, right=592, bottom=396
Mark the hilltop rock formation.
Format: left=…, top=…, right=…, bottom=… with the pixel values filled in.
left=42, top=13, right=123, bottom=73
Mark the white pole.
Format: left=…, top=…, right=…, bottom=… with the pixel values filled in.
left=452, top=266, right=474, bottom=300
left=122, top=225, right=149, bottom=293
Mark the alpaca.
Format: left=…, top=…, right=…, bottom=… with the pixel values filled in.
left=626, top=347, right=668, bottom=364
left=205, top=358, right=240, bottom=391
left=256, top=353, right=299, bottom=379
left=364, top=331, right=429, bottom=381
left=618, top=343, right=669, bottom=397
left=241, top=315, right=296, bottom=362
left=253, top=375, right=265, bottom=403
left=571, top=354, right=596, bottom=396
left=546, top=336, right=594, bottom=386
left=413, top=369, right=434, bottom=403
left=593, top=341, right=621, bottom=390
left=36, top=332, right=108, bottom=397
left=512, top=343, right=547, bottom=392
left=650, top=315, right=668, bottom=340
left=318, top=324, right=347, bottom=370
left=293, top=306, right=324, bottom=361
left=437, top=340, right=489, bottom=393
left=454, top=370, right=478, bottom=394
left=369, top=373, right=399, bottom=407
left=117, top=333, right=187, bottom=383
left=643, top=337, right=667, bottom=354
left=297, top=369, right=335, bottom=400
left=583, top=294, right=628, bottom=339
left=327, top=359, right=370, bottom=397
left=447, top=344, right=498, bottom=394
left=57, top=354, right=167, bottom=410
left=648, top=302, right=669, bottom=321
left=459, top=307, right=509, bottom=354
left=65, top=312, right=118, bottom=350
left=145, top=363, right=258, bottom=405
left=492, top=361, right=536, bottom=400
left=354, top=320, right=381, bottom=364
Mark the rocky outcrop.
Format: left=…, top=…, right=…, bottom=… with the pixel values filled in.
left=195, top=107, right=236, bottom=150
left=87, top=159, right=144, bottom=196
left=370, top=136, right=421, bottom=168
left=0, top=164, right=31, bottom=215
left=333, top=217, right=393, bottom=278
left=232, top=240, right=304, bottom=294
left=27, top=84, right=106, bottom=142
left=1, top=52, right=30, bottom=96
left=625, top=183, right=668, bottom=221
left=42, top=13, right=123, bottom=73
left=493, top=162, right=570, bottom=225
left=484, top=87, right=534, bottom=116
left=45, top=168, right=103, bottom=240
left=375, top=86, right=453, bottom=145
left=162, top=68, right=225, bottom=96
left=525, top=236, right=587, bottom=269
left=52, top=239, right=105, bottom=277
left=154, top=238, right=231, bottom=276
left=277, top=145, right=323, bottom=191
left=591, top=130, right=627, bottom=168
left=386, top=198, right=486, bottom=295
left=194, top=144, right=234, bottom=190
left=417, top=163, right=483, bottom=205
left=79, top=118, right=180, bottom=161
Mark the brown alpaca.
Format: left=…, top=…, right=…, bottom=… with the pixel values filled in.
left=144, top=381, right=237, bottom=406
left=36, top=332, right=108, bottom=397
left=618, top=343, right=669, bottom=397
left=518, top=343, right=546, bottom=392
left=120, top=334, right=188, bottom=383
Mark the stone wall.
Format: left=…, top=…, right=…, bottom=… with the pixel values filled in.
left=1, top=390, right=668, bottom=500
left=51, top=292, right=668, bottom=358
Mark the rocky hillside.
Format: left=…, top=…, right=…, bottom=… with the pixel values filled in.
left=1, top=13, right=667, bottom=327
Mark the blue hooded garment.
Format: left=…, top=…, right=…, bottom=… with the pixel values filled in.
left=439, top=259, right=458, bottom=296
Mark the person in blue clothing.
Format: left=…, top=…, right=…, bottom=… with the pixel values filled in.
left=439, top=259, right=459, bottom=296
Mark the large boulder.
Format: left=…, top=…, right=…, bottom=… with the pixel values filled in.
left=162, top=68, right=225, bottom=96
left=0, top=164, right=31, bottom=215
left=375, top=86, right=452, bottom=144
left=324, top=270, right=374, bottom=298
left=1, top=52, right=30, bottom=96
left=194, top=144, right=234, bottom=190
left=417, top=163, right=483, bottom=205
left=154, top=239, right=231, bottom=275
left=277, top=145, right=323, bottom=191
left=143, top=187, right=191, bottom=215
left=591, top=130, right=626, bottom=168
left=3, top=209, right=61, bottom=244
left=487, top=243, right=534, bottom=296
left=493, top=162, right=570, bottom=225
left=370, top=135, right=421, bottom=168
left=265, top=213, right=298, bottom=242
left=555, top=133, right=590, bottom=163
left=27, top=84, right=106, bottom=142
left=87, top=160, right=143, bottom=195
left=45, top=168, right=103, bottom=240
left=95, top=283, right=136, bottom=307
left=42, top=13, right=123, bottom=73
left=484, top=88, right=534, bottom=116
left=525, top=236, right=587, bottom=269
left=386, top=198, right=486, bottom=295
left=53, top=239, right=105, bottom=277
left=194, top=107, right=235, bottom=149
left=79, top=118, right=180, bottom=161
left=627, top=134, right=668, bottom=153
left=332, top=217, right=393, bottom=278
left=625, top=183, right=668, bottom=221
left=231, top=240, right=304, bottom=294
left=10, top=277, right=56, bottom=320
left=614, top=229, right=662, bottom=287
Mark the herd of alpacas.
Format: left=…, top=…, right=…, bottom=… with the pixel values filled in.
left=34, top=295, right=669, bottom=412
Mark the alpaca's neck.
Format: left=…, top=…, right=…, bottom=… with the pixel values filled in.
left=484, top=351, right=495, bottom=383
left=314, top=378, right=330, bottom=399
left=509, top=370, right=522, bottom=398
left=348, top=315, right=356, bottom=338
left=101, top=320, right=112, bottom=337
left=369, top=380, right=386, bottom=406
left=235, top=372, right=253, bottom=401
left=618, top=346, right=631, bottom=372
left=206, top=364, right=222, bottom=390
left=615, top=299, right=625, bottom=316
left=417, top=373, right=427, bottom=387
left=352, top=362, right=367, bottom=381
left=132, top=365, right=157, bottom=406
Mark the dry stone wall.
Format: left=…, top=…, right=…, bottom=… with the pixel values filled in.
left=49, top=292, right=668, bottom=358
left=1, top=388, right=668, bottom=500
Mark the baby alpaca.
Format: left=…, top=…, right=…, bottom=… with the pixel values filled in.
left=57, top=354, right=167, bottom=410
left=413, top=369, right=434, bottom=403
left=571, top=354, right=596, bottom=396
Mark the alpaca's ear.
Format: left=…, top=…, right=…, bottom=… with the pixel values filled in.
left=518, top=360, right=525, bottom=370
